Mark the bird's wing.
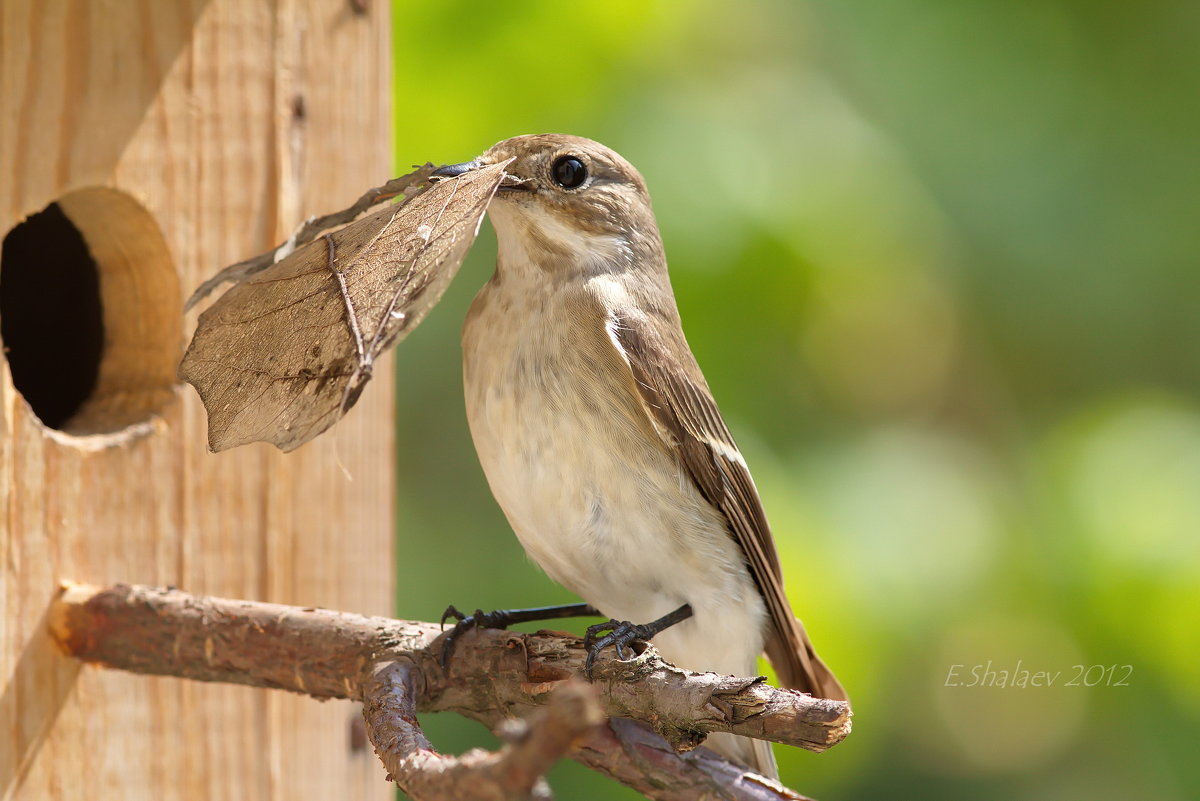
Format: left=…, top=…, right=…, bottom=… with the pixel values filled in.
left=609, top=310, right=847, bottom=701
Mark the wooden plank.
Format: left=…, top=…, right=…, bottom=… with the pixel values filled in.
left=0, top=2, right=394, bottom=799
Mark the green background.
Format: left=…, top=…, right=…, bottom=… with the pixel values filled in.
left=391, top=2, right=1200, bottom=798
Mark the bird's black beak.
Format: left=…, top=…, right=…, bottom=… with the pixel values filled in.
left=430, top=160, right=481, bottom=180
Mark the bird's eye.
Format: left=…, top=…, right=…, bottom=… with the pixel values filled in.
left=551, top=155, right=588, bottom=189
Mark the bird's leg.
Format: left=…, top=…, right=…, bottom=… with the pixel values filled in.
left=438, top=602, right=600, bottom=665
left=584, top=603, right=693, bottom=679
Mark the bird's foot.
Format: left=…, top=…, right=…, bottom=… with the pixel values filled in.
left=583, top=603, right=694, bottom=679
left=438, top=605, right=509, bottom=666
left=583, top=619, right=654, bottom=678
left=438, top=602, right=600, bottom=666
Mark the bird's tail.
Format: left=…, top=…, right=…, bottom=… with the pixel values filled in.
left=765, top=612, right=848, bottom=702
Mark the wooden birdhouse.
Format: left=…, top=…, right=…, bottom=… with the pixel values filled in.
left=0, top=3, right=394, bottom=798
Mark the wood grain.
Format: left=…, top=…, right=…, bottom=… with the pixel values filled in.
left=0, top=2, right=394, bottom=799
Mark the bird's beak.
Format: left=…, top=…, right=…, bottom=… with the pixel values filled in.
left=431, top=158, right=528, bottom=191
left=429, top=160, right=482, bottom=181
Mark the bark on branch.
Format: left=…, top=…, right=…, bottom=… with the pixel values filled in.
left=49, top=582, right=849, bottom=801
left=365, top=661, right=601, bottom=800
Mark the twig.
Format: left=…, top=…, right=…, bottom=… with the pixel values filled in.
left=49, top=582, right=850, bottom=800
left=577, top=719, right=819, bottom=801
left=184, top=164, right=438, bottom=310
left=364, top=662, right=601, bottom=801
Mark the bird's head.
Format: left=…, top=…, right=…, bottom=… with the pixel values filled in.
left=432, top=134, right=663, bottom=274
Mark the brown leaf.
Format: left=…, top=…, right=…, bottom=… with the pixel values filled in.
left=179, top=160, right=510, bottom=452
left=183, top=165, right=440, bottom=312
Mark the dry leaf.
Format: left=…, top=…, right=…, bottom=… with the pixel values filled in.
left=180, top=160, right=510, bottom=452
left=183, top=165, right=440, bottom=311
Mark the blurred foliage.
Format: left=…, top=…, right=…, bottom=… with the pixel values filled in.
left=391, top=1, right=1199, bottom=798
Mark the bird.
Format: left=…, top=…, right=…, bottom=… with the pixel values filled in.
left=435, top=134, right=846, bottom=778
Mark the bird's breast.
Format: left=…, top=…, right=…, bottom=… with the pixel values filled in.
left=461, top=273, right=758, bottom=633
left=463, top=277, right=653, bottom=592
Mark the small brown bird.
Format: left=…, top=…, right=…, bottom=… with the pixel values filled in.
left=440, top=134, right=846, bottom=778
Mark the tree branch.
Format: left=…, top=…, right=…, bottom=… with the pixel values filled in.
left=364, top=661, right=602, bottom=800
left=49, top=582, right=849, bottom=800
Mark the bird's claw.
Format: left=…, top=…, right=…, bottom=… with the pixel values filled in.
left=440, top=604, right=467, bottom=629
left=438, top=605, right=516, bottom=667
left=583, top=619, right=652, bottom=679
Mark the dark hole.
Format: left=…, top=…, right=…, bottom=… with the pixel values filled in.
left=1, top=203, right=105, bottom=430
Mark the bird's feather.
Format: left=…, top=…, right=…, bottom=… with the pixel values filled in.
left=609, top=309, right=847, bottom=703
